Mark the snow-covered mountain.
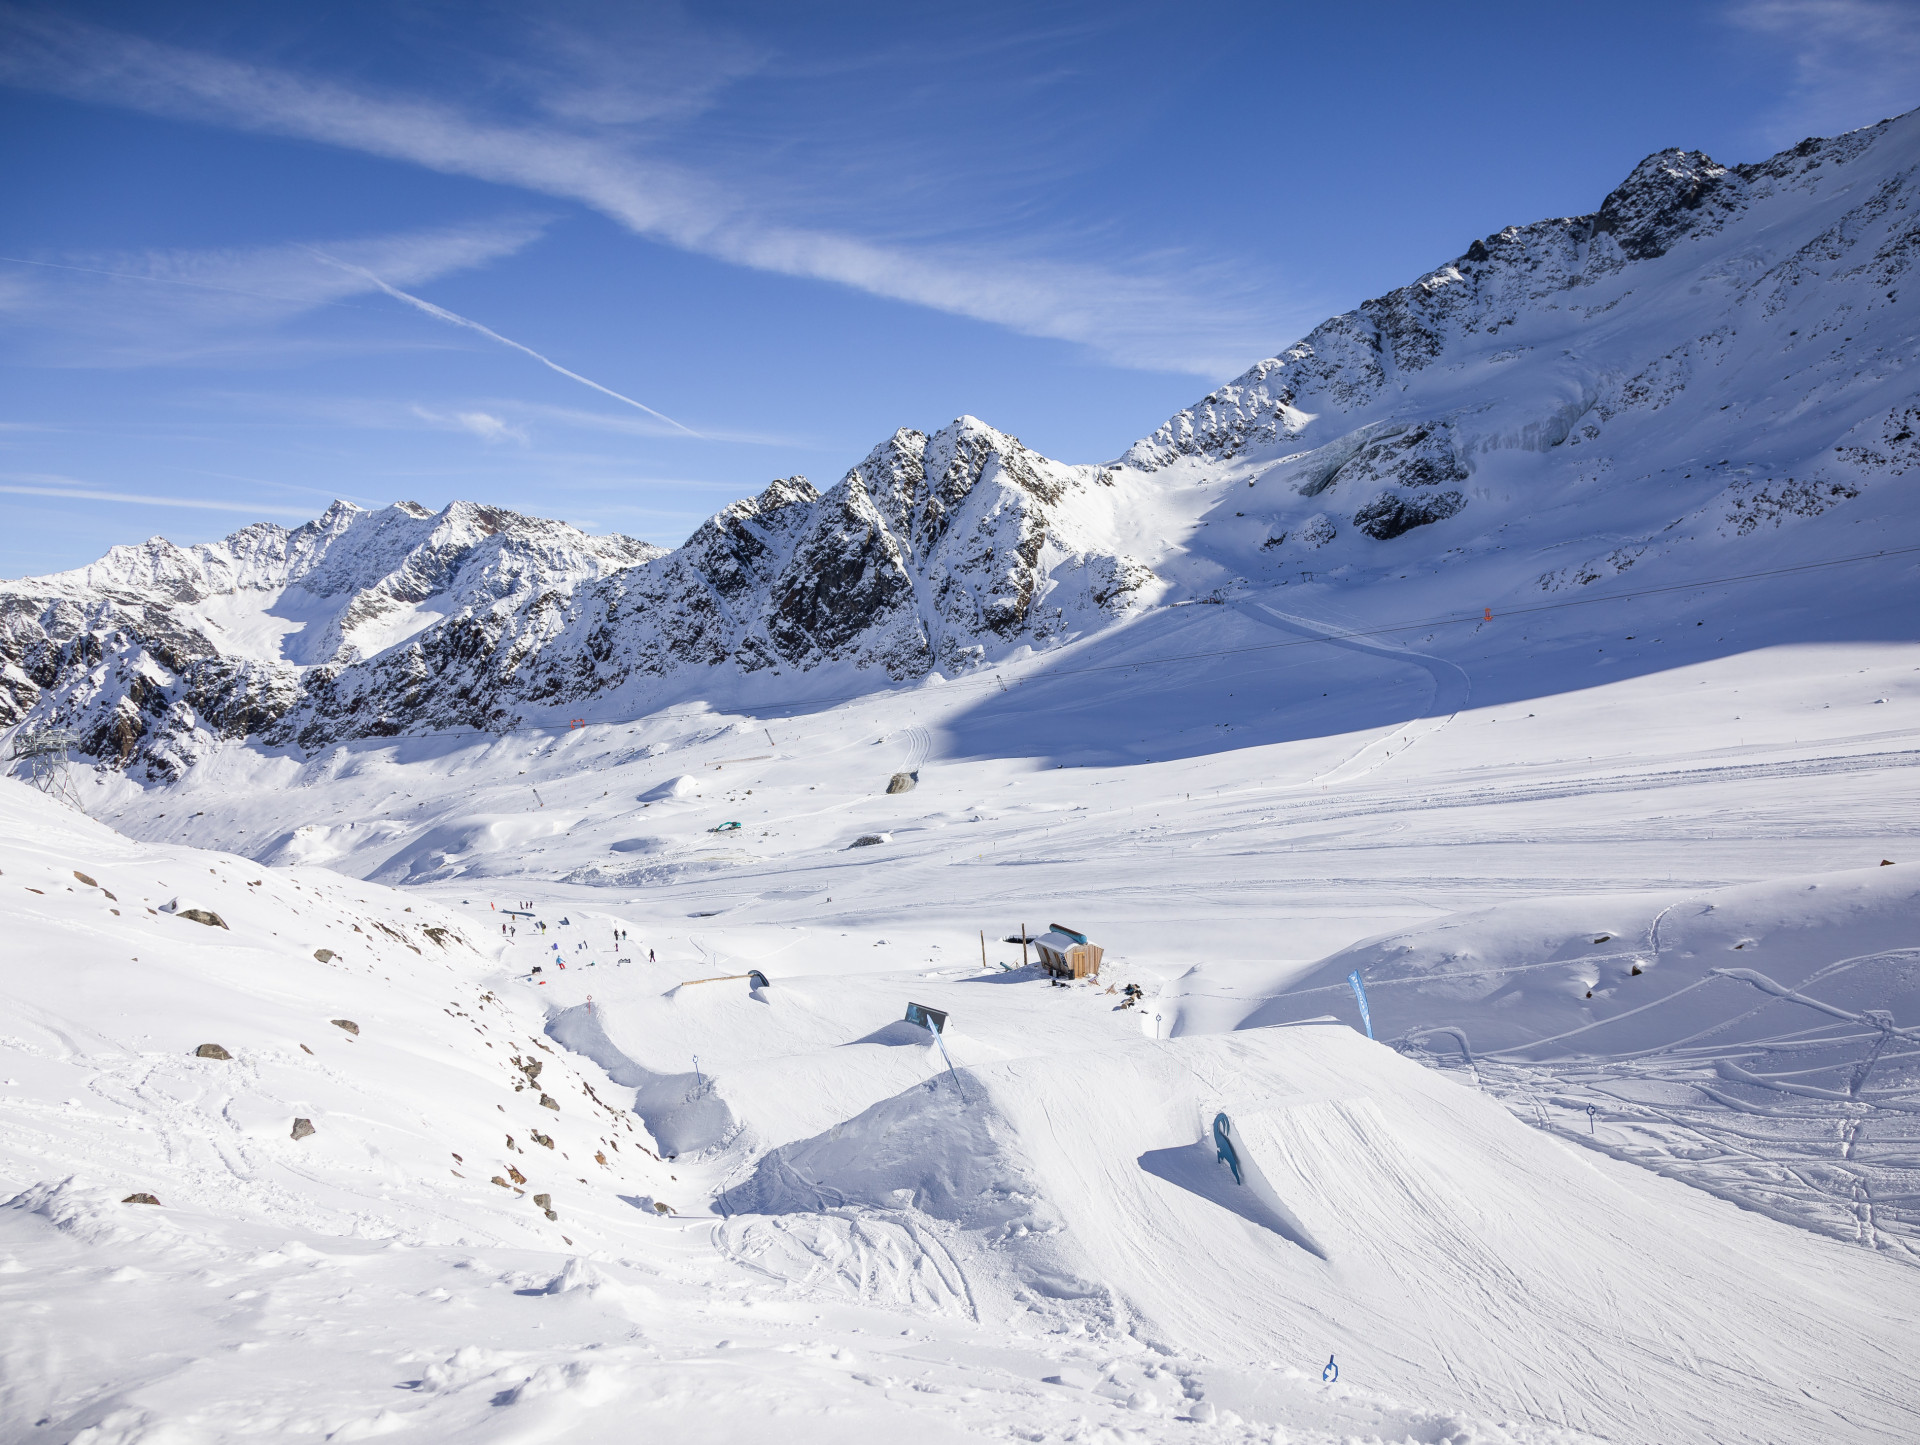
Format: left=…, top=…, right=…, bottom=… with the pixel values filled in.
left=1, top=419, right=1154, bottom=775
left=5, top=110, right=1918, bottom=778
left=8, top=109, right=1920, bottom=1445
left=0, top=500, right=662, bottom=775
left=1128, top=114, right=1919, bottom=591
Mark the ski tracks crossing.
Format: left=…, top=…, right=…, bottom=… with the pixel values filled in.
left=1233, top=600, right=1471, bottom=786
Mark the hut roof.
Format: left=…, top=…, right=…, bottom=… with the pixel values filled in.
left=1033, top=929, right=1089, bottom=953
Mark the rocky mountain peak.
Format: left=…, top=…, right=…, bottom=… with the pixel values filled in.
left=4, top=111, right=1914, bottom=781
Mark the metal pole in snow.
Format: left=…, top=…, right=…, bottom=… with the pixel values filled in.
left=930, top=1024, right=967, bottom=1103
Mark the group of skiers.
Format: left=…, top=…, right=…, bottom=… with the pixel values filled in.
left=490, top=902, right=652, bottom=974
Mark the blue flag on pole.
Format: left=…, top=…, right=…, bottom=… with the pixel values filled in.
left=1347, top=970, right=1373, bottom=1039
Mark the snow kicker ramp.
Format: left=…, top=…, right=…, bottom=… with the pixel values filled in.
left=723, top=1023, right=1920, bottom=1444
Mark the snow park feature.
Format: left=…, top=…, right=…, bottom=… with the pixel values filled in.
left=3, top=109, right=1920, bottom=1442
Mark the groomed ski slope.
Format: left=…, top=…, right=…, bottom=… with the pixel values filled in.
left=0, top=780, right=1618, bottom=1444
left=30, top=567, right=1915, bottom=1440
left=727, top=1024, right=1920, bottom=1443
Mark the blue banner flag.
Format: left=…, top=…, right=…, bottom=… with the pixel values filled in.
left=1347, top=970, right=1373, bottom=1039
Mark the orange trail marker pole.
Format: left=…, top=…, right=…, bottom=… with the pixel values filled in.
left=1483, top=607, right=1493, bottom=621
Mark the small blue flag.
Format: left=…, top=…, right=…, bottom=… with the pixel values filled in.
left=1347, top=970, right=1373, bottom=1039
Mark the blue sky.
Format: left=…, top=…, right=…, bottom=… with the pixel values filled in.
left=3, top=0, right=1917, bottom=576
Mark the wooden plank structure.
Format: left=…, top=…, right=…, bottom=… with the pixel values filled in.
left=1032, top=923, right=1103, bottom=980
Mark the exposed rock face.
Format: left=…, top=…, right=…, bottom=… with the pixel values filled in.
left=1121, top=111, right=1920, bottom=571
left=6, top=113, right=1917, bottom=775
left=194, top=1043, right=232, bottom=1060
left=0, top=499, right=660, bottom=776
left=291, top=1117, right=315, bottom=1141
left=2, top=420, right=1154, bottom=774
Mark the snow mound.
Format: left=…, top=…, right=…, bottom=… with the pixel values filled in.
left=639, top=776, right=701, bottom=802
left=723, top=1023, right=1920, bottom=1443
left=1230, top=862, right=1920, bottom=1252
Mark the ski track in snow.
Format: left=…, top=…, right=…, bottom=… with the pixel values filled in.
left=1235, top=601, right=1472, bottom=785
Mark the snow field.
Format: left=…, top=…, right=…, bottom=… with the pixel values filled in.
left=722, top=1024, right=1920, bottom=1444
left=3, top=779, right=1613, bottom=1443
left=8, top=107, right=1920, bottom=1442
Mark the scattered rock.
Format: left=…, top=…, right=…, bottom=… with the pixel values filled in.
left=508, top=1166, right=527, bottom=1185
left=1882, top=859, right=1896, bottom=866
left=533, top=1192, right=557, bottom=1220
left=314, top=949, right=336, bottom=963
left=121, top=1192, right=161, bottom=1206
left=177, top=908, right=228, bottom=929
left=885, top=771, right=917, bottom=794
left=850, top=834, right=887, bottom=848
left=531, top=1131, right=554, bottom=1149
left=423, top=926, right=452, bottom=946
left=73, top=871, right=97, bottom=887
left=330, top=1019, right=360, bottom=1035
left=594, top=1151, right=607, bottom=1166
left=194, top=1043, right=232, bottom=1060
left=491, top=1175, right=510, bottom=1188
left=291, top=1117, right=315, bottom=1141
left=653, top=1200, right=672, bottom=1215
left=539, top=1094, right=559, bottom=1111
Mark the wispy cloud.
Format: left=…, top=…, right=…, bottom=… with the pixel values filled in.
left=409, top=405, right=529, bottom=445
left=319, top=253, right=698, bottom=433
left=0, top=218, right=548, bottom=366
left=0, top=475, right=318, bottom=516
left=0, top=7, right=1288, bottom=375
left=1726, top=0, right=1920, bottom=142
left=500, top=400, right=813, bottom=449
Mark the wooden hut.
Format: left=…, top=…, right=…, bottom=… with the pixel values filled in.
left=1032, top=924, right=1103, bottom=980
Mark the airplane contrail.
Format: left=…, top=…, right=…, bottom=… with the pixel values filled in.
left=311, top=251, right=699, bottom=437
